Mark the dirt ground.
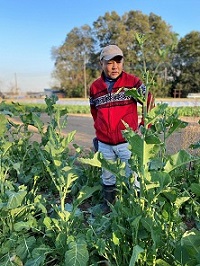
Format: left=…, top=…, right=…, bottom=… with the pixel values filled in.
left=64, top=115, right=200, bottom=155
left=165, top=116, right=200, bottom=155
left=11, top=114, right=200, bottom=155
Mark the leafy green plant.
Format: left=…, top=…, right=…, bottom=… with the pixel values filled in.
left=0, top=40, right=199, bottom=265
left=0, top=96, right=100, bottom=265
left=80, top=34, right=200, bottom=265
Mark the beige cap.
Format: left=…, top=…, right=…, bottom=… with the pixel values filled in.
left=100, top=45, right=123, bottom=61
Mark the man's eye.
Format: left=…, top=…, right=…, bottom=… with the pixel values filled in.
left=107, top=61, right=121, bottom=65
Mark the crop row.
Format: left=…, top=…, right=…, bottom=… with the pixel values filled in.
left=0, top=96, right=199, bottom=265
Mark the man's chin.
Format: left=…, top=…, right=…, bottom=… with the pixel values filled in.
left=110, top=74, right=119, bottom=79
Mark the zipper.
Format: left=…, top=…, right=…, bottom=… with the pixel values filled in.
left=108, top=91, right=112, bottom=141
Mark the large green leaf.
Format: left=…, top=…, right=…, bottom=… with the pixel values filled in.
left=125, top=129, right=160, bottom=172
left=126, top=133, right=143, bottom=162
left=190, top=183, right=200, bottom=196
left=145, top=103, right=168, bottom=125
left=141, top=217, right=153, bottom=232
left=162, top=188, right=178, bottom=202
left=55, top=232, right=67, bottom=250
left=5, top=190, right=27, bottom=209
left=0, top=254, right=23, bottom=266
left=16, top=236, right=36, bottom=260
left=74, top=185, right=101, bottom=208
left=145, top=133, right=162, bottom=145
left=166, top=119, right=188, bottom=138
left=143, top=142, right=159, bottom=167
left=31, top=113, right=44, bottom=132
left=181, top=229, right=200, bottom=256
left=14, top=220, right=36, bottom=232
left=174, top=229, right=200, bottom=265
left=148, top=157, right=164, bottom=171
left=61, top=166, right=79, bottom=189
left=129, top=245, right=144, bottom=266
left=79, top=152, right=101, bottom=167
left=164, top=150, right=193, bottom=173
left=65, top=239, right=89, bottom=266
left=125, top=88, right=145, bottom=104
left=149, top=171, right=172, bottom=191
left=24, top=255, right=45, bottom=266
left=45, top=130, right=76, bottom=155
left=27, top=244, right=50, bottom=265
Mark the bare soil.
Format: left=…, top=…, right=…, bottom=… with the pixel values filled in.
left=166, top=116, right=200, bottom=155
left=61, top=115, right=200, bottom=155
left=11, top=114, right=200, bottom=155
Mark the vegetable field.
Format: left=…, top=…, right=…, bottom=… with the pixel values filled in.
left=0, top=96, right=200, bottom=266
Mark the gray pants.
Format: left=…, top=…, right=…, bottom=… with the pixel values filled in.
left=98, top=141, right=131, bottom=186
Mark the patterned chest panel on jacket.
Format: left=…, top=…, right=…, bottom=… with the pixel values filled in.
left=93, top=89, right=132, bottom=108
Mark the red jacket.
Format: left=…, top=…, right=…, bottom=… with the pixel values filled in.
left=89, top=71, right=154, bottom=145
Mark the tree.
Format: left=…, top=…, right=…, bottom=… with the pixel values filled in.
left=172, top=31, right=200, bottom=97
left=52, top=11, right=178, bottom=98
left=92, top=11, right=125, bottom=48
left=52, top=25, right=95, bottom=97
left=92, top=11, right=178, bottom=97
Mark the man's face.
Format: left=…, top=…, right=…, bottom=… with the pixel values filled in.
left=101, top=56, right=123, bottom=79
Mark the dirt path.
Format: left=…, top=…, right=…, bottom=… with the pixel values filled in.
left=166, top=117, right=199, bottom=155
left=64, top=115, right=200, bottom=154
left=10, top=114, right=199, bottom=155
left=63, top=114, right=95, bottom=152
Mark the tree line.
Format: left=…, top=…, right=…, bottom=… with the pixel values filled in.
left=51, top=10, right=200, bottom=98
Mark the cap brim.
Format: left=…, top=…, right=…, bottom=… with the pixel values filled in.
left=102, top=54, right=123, bottom=61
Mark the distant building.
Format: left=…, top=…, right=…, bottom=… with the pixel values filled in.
left=44, top=88, right=66, bottom=98
left=26, top=91, right=44, bottom=98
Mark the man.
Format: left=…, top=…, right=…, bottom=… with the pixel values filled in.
left=89, top=44, right=154, bottom=214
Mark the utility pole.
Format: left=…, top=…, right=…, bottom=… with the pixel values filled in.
left=14, top=73, right=19, bottom=95
left=83, top=54, right=87, bottom=98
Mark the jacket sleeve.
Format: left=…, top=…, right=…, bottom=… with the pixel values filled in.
left=89, top=94, right=97, bottom=121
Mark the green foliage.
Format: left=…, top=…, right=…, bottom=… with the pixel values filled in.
left=173, top=106, right=200, bottom=117
left=172, top=31, right=200, bottom=96
left=79, top=34, right=200, bottom=265
left=80, top=102, right=200, bottom=265
left=1, top=100, right=199, bottom=117
left=52, top=10, right=179, bottom=97
left=51, top=9, right=200, bottom=98
left=0, top=101, right=91, bottom=115
left=0, top=96, right=99, bottom=265
left=51, top=24, right=95, bottom=97
left=65, top=238, right=89, bottom=266
left=0, top=88, right=199, bottom=265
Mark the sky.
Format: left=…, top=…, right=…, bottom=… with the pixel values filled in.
left=0, top=0, right=199, bottom=94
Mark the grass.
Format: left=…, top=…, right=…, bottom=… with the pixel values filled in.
left=1, top=100, right=200, bottom=117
